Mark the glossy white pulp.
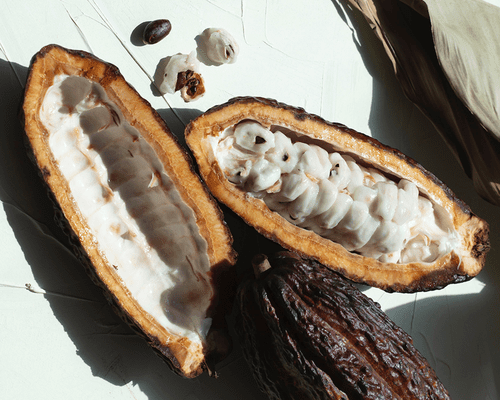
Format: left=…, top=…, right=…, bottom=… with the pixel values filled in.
left=211, top=120, right=459, bottom=264
left=41, top=75, right=212, bottom=342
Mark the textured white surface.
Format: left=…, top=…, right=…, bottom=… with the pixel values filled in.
left=1, top=0, right=499, bottom=399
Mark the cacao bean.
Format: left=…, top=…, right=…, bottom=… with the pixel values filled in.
left=143, top=19, right=171, bottom=44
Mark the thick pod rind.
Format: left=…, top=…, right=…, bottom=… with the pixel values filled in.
left=21, top=44, right=237, bottom=378
left=235, top=252, right=451, bottom=399
left=184, top=96, right=489, bottom=292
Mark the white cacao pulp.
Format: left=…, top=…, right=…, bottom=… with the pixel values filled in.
left=202, top=28, right=239, bottom=65
left=211, top=121, right=459, bottom=264
left=40, top=75, right=213, bottom=342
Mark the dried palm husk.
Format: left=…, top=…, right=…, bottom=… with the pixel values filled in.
left=341, top=0, right=500, bottom=206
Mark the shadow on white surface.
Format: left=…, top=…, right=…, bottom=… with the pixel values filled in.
left=130, top=21, right=150, bottom=47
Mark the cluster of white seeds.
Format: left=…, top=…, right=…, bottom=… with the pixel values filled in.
left=213, top=121, right=458, bottom=263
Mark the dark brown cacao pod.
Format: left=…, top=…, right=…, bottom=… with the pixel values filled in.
left=235, top=252, right=451, bottom=400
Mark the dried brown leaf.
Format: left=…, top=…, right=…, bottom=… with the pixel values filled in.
left=426, top=0, right=500, bottom=141
left=341, top=0, right=500, bottom=205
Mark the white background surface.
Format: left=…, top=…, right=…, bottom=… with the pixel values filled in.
left=1, top=0, right=499, bottom=399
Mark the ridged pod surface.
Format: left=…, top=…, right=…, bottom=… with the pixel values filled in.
left=185, top=96, right=489, bottom=292
left=21, top=44, right=237, bottom=378
left=235, top=251, right=451, bottom=400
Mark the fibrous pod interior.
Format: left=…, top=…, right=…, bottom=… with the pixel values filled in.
left=185, top=97, right=489, bottom=292
left=22, top=44, right=236, bottom=378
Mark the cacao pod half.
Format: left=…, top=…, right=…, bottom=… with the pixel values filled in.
left=235, top=251, right=451, bottom=399
left=21, top=44, right=237, bottom=378
left=184, top=96, right=489, bottom=292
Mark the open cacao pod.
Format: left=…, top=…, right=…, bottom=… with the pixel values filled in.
left=235, top=251, right=451, bottom=399
left=185, top=97, right=489, bottom=292
left=21, top=44, right=237, bottom=378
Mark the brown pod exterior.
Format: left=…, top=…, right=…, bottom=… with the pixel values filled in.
left=21, top=44, right=237, bottom=378
left=235, top=252, right=451, bottom=400
left=184, top=96, right=489, bottom=292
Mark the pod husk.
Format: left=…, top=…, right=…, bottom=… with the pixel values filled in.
left=185, top=96, right=489, bottom=292
left=235, top=251, right=451, bottom=399
left=21, top=44, right=237, bottom=378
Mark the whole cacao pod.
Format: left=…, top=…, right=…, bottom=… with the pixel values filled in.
left=235, top=252, right=451, bottom=399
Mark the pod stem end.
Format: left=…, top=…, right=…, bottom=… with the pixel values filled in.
left=252, top=254, right=271, bottom=278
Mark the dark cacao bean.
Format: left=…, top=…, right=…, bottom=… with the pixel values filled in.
left=142, top=19, right=172, bottom=45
